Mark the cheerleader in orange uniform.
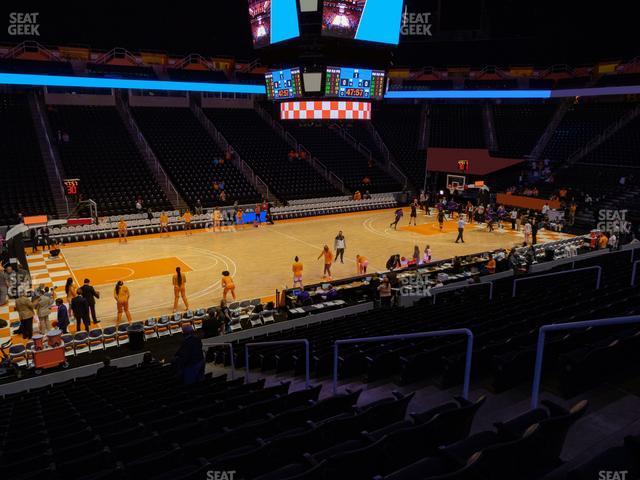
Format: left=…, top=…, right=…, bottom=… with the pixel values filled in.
left=292, top=256, right=304, bottom=288
left=118, top=218, right=128, bottom=243
left=221, top=271, right=236, bottom=301
left=183, top=209, right=192, bottom=235
left=159, top=212, right=169, bottom=237
left=317, top=245, right=333, bottom=280
left=356, top=254, right=369, bottom=275
left=172, top=267, right=189, bottom=312
left=114, top=280, right=133, bottom=324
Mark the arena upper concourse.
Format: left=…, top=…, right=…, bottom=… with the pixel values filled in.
left=0, top=3, right=639, bottom=480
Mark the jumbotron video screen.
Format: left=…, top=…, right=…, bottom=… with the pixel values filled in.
left=248, top=0, right=301, bottom=48
left=321, top=0, right=404, bottom=45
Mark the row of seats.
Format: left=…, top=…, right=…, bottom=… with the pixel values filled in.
left=0, top=94, right=56, bottom=226
left=491, top=103, right=558, bottom=158
left=204, top=108, right=339, bottom=200
left=47, top=105, right=173, bottom=216
left=132, top=107, right=260, bottom=207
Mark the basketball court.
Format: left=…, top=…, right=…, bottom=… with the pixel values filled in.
left=1, top=207, right=574, bottom=333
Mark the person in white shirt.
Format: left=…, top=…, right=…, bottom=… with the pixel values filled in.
left=510, top=209, right=518, bottom=230
left=541, top=203, right=550, bottom=216
left=455, top=215, right=466, bottom=243
left=607, top=233, right=617, bottom=250
left=524, top=221, right=532, bottom=245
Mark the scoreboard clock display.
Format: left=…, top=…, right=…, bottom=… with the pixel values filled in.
left=265, top=68, right=304, bottom=101
left=325, top=66, right=386, bottom=100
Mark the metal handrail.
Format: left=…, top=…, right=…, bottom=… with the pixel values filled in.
left=202, top=342, right=236, bottom=379
left=512, top=266, right=602, bottom=297
left=632, top=260, right=639, bottom=287
left=245, top=340, right=310, bottom=388
left=432, top=281, right=494, bottom=304
left=332, top=329, right=473, bottom=396
left=530, top=315, right=640, bottom=408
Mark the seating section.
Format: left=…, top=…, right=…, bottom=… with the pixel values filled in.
left=428, top=104, right=485, bottom=148
left=86, top=62, right=157, bottom=79
left=492, top=103, right=557, bottom=158
left=281, top=122, right=401, bottom=193
left=0, top=58, right=73, bottom=75
left=579, top=113, right=640, bottom=167
left=132, top=107, right=260, bottom=207
left=204, top=108, right=339, bottom=200
left=0, top=94, right=55, bottom=226
left=373, top=104, right=426, bottom=185
left=271, top=193, right=398, bottom=220
left=47, top=106, right=172, bottom=216
left=542, top=102, right=630, bottom=162
left=214, top=251, right=638, bottom=395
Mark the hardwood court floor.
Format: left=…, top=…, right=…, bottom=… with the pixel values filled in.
left=44, top=208, right=573, bottom=326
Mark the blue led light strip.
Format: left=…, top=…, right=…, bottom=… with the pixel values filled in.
left=0, top=72, right=267, bottom=95
left=385, top=89, right=552, bottom=99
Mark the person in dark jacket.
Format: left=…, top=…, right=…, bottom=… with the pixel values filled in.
left=55, top=298, right=70, bottom=333
left=78, top=278, right=100, bottom=325
left=70, top=291, right=90, bottom=332
left=173, top=325, right=205, bottom=385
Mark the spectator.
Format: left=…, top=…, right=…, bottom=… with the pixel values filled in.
left=36, top=287, right=55, bottom=334
left=97, top=357, right=118, bottom=377
left=55, top=298, right=69, bottom=333
left=173, top=325, right=205, bottom=385
left=377, top=277, right=392, bottom=309
left=71, top=290, right=91, bottom=332
left=15, top=290, right=37, bottom=339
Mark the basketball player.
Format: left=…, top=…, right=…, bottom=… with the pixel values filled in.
left=409, top=200, right=418, bottom=226
left=114, top=280, right=133, bottom=324
left=183, top=209, right=193, bottom=235
left=172, top=267, right=189, bottom=312
left=390, top=208, right=403, bottom=230
left=292, top=256, right=304, bottom=288
left=437, top=209, right=445, bottom=231
left=118, top=218, right=128, bottom=243
left=213, top=208, right=222, bottom=231
left=159, top=211, right=169, bottom=237
left=318, top=245, right=333, bottom=280
left=221, top=271, right=236, bottom=301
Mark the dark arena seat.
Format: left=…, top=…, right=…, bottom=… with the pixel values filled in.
left=491, top=103, right=558, bottom=158
left=131, top=107, right=260, bottom=207
left=204, top=108, right=340, bottom=200
left=428, top=104, right=485, bottom=149
left=280, top=121, right=402, bottom=193
left=46, top=105, right=172, bottom=216
left=0, top=93, right=55, bottom=226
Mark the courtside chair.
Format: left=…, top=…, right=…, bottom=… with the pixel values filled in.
left=102, top=326, right=118, bottom=349
left=169, top=314, right=183, bottom=334
left=9, top=344, right=28, bottom=367
left=144, top=318, right=159, bottom=340
left=156, top=315, right=171, bottom=337
left=72, top=331, right=90, bottom=355
left=116, top=324, right=130, bottom=346
left=88, top=328, right=104, bottom=351
left=192, top=309, right=206, bottom=329
left=61, top=334, right=75, bottom=356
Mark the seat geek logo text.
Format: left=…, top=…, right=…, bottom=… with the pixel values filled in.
left=8, top=12, right=40, bottom=36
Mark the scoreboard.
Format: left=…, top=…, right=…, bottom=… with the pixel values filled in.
left=265, top=68, right=304, bottom=100
left=325, top=66, right=386, bottom=100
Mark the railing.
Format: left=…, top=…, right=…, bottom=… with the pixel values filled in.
left=3, top=40, right=59, bottom=61
left=173, top=53, right=215, bottom=71
left=332, top=329, right=474, bottom=396
left=31, top=91, right=70, bottom=216
left=632, top=260, right=640, bottom=287
left=202, top=342, right=236, bottom=379
left=190, top=102, right=274, bottom=201
left=245, top=340, right=310, bottom=388
left=432, top=281, right=494, bottom=304
left=529, top=99, right=571, bottom=161
left=565, top=103, right=640, bottom=166
left=114, top=93, right=184, bottom=208
left=93, top=47, right=139, bottom=66
left=512, top=266, right=602, bottom=297
left=530, top=315, right=640, bottom=408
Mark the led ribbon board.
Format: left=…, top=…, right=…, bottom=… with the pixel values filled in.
left=0, top=73, right=267, bottom=94
left=280, top=100, right=371, bottom=120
